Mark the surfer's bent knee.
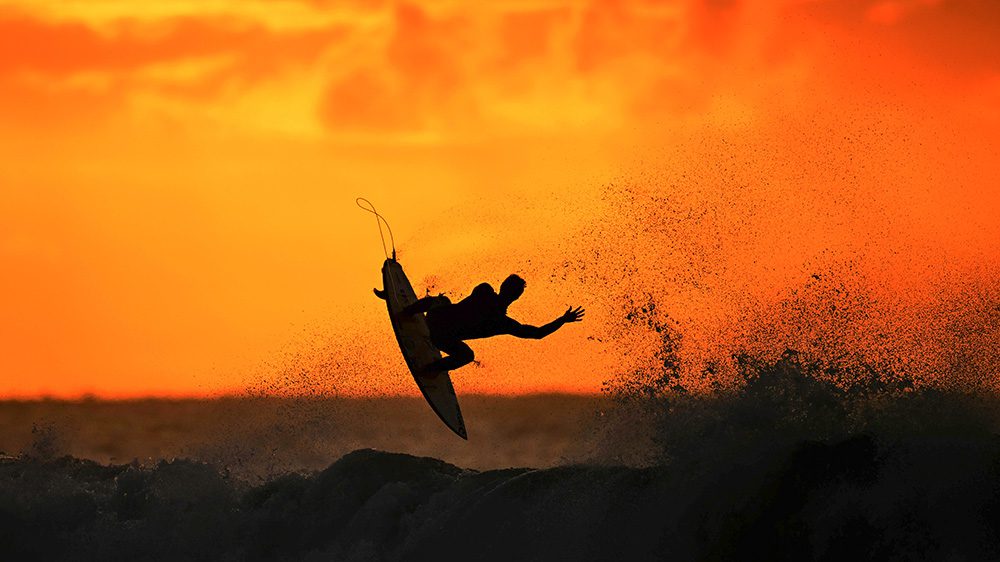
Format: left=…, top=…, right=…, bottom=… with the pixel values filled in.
left=435, top=340, right=473, bottom=362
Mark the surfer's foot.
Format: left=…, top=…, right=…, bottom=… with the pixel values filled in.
left=401, top=302, right=427, bottom=316
left=373, top=288, right=386, bottom=300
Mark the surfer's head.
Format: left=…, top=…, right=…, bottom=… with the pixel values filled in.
left=499, top=274, right=526, bottom=304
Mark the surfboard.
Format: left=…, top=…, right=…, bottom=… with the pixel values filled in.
left=380, top=258, right=468, bottom=439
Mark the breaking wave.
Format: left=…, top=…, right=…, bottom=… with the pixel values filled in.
left=4, top=424, right=1000, bottom=562
left=7, top=335, right=1000, bottom=562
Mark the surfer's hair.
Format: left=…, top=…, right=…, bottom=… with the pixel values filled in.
left=500, top=274, right=526, bottom=300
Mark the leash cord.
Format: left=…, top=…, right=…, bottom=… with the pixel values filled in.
left=355, top=197, right=396, bottom=260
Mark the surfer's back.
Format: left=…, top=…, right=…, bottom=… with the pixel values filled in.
left=427, top=283, right=514, bottom=340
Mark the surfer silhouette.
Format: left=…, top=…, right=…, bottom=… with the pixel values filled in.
left=375, top=274, right=584, bottom=374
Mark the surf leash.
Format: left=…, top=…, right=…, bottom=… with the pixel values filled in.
left=355, top=197, right=397, bottom=260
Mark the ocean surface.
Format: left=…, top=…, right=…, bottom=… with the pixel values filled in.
left=4, top=368, right=1000, bottom=561
left=0, top=395, right=605, bottom=478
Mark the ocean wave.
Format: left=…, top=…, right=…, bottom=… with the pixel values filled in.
left=3, top=430, right=1000, bottom=562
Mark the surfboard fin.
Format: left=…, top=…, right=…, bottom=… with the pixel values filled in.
left=373, top=288, right=387, bottom=300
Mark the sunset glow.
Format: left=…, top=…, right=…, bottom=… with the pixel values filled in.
left=2, top=0, right=998, bottom=397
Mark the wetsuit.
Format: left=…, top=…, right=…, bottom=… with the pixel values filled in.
left=409, top=283, right=522, bottom=372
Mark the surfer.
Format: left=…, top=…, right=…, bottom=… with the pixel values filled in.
left=375, top=275, right=585, bottom=374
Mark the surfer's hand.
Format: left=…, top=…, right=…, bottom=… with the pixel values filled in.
left=561, top=306, right=585, bottom=323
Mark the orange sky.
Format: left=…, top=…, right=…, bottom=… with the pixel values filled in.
left=1, top=0, right=999, bottom=398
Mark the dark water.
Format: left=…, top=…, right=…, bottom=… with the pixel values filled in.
left=3, top=430, right=1000, bottom=561
left=5, top=359, right=1000, bottom=560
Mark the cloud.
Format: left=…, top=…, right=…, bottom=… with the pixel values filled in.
left=800, top=0, right=1000, bottom=74
left=0, top=0, right=372, bottom=32
left=0, top=9, right=347, bottom=77
left=0, top=6, right=349, bottom=133
left=1, top=0, right=998, bottom=138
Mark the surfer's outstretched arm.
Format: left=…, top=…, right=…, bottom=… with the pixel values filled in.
left=506, top=306, right=585, bottom=340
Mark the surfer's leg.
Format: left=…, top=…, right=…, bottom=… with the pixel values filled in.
left=418, top=340, right=474, bottom=374
left=402, top=295, right=450, bottom=316
left=402, top=297, right=434, bottom=316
